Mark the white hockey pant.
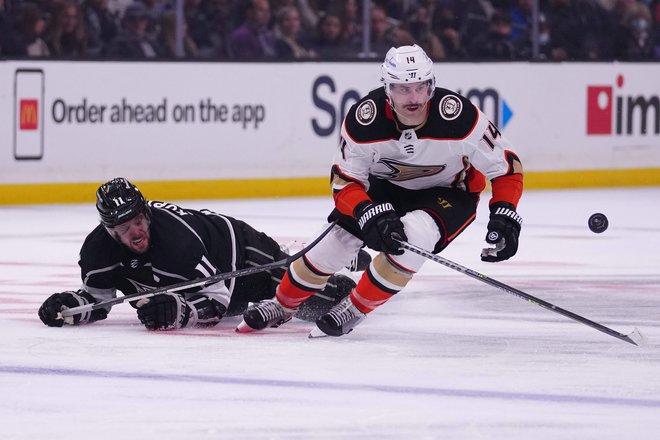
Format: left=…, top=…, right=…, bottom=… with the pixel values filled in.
left=388, top=210, right=441, bottom=273
left=305, top=210, right=440, bottom=276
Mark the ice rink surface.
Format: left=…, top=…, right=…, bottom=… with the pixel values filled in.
left=1, top=187, right=659, bottom=440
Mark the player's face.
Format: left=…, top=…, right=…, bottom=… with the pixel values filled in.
left=389, top=81, right=432, bottom=123
left=110, top=213, right=151, bottom=254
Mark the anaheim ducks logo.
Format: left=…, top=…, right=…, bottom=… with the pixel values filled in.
left=374, top=158, right=446, bottom=181
left=439, top=95, right=462, bottom=120
left=356, top=99, right=377, bottom=125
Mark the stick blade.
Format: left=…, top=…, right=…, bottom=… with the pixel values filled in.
left=625, top=327, right=647, bottom=346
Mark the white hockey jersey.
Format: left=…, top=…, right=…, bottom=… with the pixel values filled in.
left=333, top=87, right=522, bottom=201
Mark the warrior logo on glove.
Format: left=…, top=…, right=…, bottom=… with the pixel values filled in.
left=355, top=201, right=407, bottom=255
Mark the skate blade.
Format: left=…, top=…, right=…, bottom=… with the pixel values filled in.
left=235, top=320, right=255, bottom=333
left=308, top=326, right=329, bottom=339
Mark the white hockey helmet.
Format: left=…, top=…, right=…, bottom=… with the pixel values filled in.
left=381, top=44, right=435, bottom=100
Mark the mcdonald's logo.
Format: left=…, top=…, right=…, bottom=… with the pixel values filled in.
left=14, top=69, right=44, bottom=160
left=20, top=99, right=39, bottom=130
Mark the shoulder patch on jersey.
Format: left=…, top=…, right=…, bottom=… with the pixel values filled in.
left=439, top=95, right=462, bottom=120
left=344, top=88, right=397, bottom=143
left=356, top=99, right=377, bottom=126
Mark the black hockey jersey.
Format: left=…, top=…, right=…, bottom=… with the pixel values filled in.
left=78, top=201, right=282, bottom=314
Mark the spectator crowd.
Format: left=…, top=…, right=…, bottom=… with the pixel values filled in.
left=0, top=0, right=659, bottom=60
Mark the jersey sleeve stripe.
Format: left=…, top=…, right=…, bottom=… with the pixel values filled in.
left=491, top=173, right=523, bottom=208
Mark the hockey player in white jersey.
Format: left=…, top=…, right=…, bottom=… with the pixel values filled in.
left=238, top=44, right=524, bottom=337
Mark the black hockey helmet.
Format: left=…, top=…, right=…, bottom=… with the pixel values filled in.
left=96, top=178, right=149, bottom=228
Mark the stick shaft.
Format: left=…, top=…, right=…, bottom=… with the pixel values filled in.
left=399, top=241, right=642, bottom=346
left=62, top=221, right=338, bottom=318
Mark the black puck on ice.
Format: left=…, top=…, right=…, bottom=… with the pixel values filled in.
left=588, top=213, right=609, bottom=233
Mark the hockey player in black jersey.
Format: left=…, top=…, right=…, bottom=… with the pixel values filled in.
left=238, top=44, right=524, bottom=337
left=38, top=178, right=364, bottom=330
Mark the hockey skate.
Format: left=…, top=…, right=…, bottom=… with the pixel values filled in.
left=295, top=274, right=356, bottom=322
left=236, top=298, right=297, bottom=333
left=309, top=296, right=366, bottom=338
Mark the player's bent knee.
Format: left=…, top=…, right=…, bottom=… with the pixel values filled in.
left=304, top=225, right=364, bottom=274
left=389, top=210, right=441, bottom=273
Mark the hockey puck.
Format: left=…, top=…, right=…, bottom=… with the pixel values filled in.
left=588, top=213, right=608, bottom=233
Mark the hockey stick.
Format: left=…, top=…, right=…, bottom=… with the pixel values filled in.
left=397, top=240, right=645, bottom=346
left=61, top=220, right=338, bottom=318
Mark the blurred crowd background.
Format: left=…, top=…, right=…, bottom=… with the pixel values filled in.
left=0, top=0, right=658, bottom=61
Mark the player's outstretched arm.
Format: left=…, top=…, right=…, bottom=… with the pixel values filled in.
left=38, top=290, right=109, bottom=327
left=480, top=148, right=523, bottom=263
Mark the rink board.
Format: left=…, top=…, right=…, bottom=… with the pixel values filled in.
left=1, top=61, right=659, bottom=203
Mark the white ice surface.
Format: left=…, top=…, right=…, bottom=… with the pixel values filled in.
left=1, top=188, right=659, bottom=440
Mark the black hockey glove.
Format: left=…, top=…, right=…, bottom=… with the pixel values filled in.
left=355, top=201, right=407, bottom=255
left=481, top=202, right=522, bottom=263
left=38, top=290, right=108, bottom=327
left=136, top=293, right=193, bottom=330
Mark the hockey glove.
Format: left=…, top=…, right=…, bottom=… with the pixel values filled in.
left=481, top=202, right=522, bottom=262
left=355, top=201, right=407, bottom=255
left=38, top=290, right=108, bottom=327
left=136, top=293, right=192, bottom=331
